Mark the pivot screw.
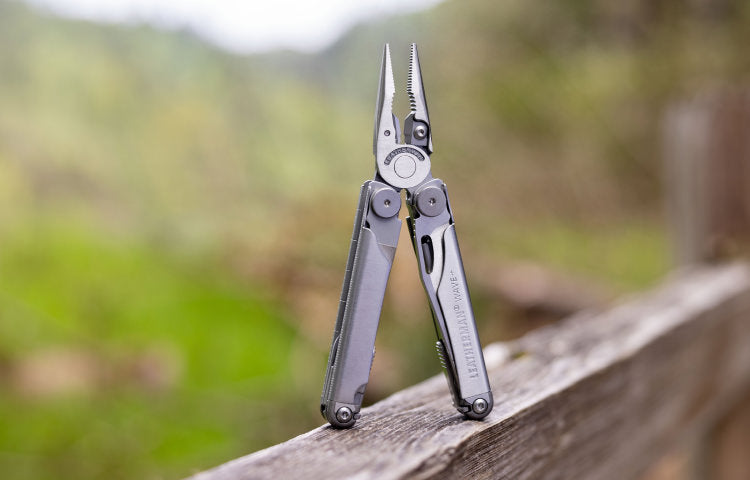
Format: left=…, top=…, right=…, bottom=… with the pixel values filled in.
left=415, top=185, right=445, bottom=217
left=336, top=407, right=352, bottom=424
left=472, top=398, right=488, bottom=414
left=414, top=125, right=427, bottom=140
left=371, top=188, right=400, bottom=218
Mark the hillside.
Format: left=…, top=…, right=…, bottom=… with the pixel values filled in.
left=3, top=0, right=748, bottom=271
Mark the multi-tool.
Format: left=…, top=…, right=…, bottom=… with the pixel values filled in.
left=320, top=44, right=493, bottom=428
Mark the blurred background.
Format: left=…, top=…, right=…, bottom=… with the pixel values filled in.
left=1, top=0, right=749, bottom=478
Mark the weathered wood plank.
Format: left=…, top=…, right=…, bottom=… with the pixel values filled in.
left=187, top=263, right=750, bottom=480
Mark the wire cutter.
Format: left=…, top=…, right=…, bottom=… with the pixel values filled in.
left=320, top=44, right=493, bottom=428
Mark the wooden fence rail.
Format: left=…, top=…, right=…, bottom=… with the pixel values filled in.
left=187, top=262, right=750, bottom=480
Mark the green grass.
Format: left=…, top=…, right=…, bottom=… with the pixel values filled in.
left=0, top=223, right=305, bottom=480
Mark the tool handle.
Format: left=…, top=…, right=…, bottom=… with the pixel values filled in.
left=407, top=179, right=493, bottom=419
left=320, top=181, right=401, bottom=428
left=434, top=224, right=493, bottom=417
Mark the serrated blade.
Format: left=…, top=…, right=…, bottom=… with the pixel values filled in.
left=373, top=44, right=399, bottom=156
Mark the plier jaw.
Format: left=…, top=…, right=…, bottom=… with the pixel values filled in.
left=373, top=44, right=434, bottom=191
left=374, top=43, right=432, bottom=158
left=373, top=44, right=399, bottom=160
left=404, top=43, right=433, bottom=154
left=321, top=44, right=493, bottom=428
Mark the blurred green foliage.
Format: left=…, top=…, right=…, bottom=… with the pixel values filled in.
left=0, top=221, right=308, bottom=479
left=1, top=0, right=749, bottom=478
left=487, top=220, right=667, bottom=290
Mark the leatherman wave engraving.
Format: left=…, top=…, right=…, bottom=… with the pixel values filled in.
left=320, top=44, right=493, bottom=428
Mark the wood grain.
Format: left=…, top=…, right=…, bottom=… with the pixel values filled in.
left=186, top=263, right=750, bottom=480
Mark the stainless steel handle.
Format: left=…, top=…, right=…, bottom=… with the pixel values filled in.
left=407, top=179, right=493, bottom=419
left=435, top=224, right=492, bottom=416
left=321, top=181, right=401, bottom=428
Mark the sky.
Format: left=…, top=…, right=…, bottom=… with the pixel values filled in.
left=25, top=0, right=444, bottom=53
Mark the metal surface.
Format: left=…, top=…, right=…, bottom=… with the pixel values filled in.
left=473, top=398, right=488, bottom=414
left=415, top=185, right=445, bottom=217
left=321, top=44, right=493, bottom=428
left=336, top=407, right=353, bottom=424
left=404, top=43, right=433, bottom=153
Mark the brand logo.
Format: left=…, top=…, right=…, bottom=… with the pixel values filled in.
left=384, top=146, right=425, bottom=165
left=449, top=270, right=479, bottom=379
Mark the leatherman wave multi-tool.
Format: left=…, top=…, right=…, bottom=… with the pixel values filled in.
left=320, top=44, right=493, bottom=428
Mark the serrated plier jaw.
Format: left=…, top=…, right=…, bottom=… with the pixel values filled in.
left=404, top=43, right=432, bottom=154
left=373, top=43, right=433, bottom=191
left=373, top=44, right=400, bottom=162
